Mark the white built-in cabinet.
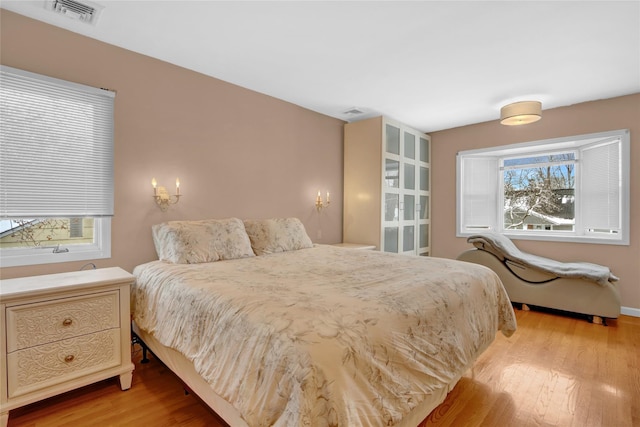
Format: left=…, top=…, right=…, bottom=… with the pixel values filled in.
left=344, top=116, right=431, bottom=256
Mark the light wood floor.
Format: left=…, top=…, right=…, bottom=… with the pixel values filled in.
left=7, top=309, right=640, bottom=427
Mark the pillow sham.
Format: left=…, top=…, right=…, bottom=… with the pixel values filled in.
left=243, top=217, right=313, bottom=255
left=152, top=217, right=254, bottom=264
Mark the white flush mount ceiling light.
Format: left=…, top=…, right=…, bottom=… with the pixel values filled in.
left=500, top=101, right=542, bottom=126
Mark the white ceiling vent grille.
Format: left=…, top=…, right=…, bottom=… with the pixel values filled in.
left=45, top=0, right=104, bottom=25
left=342, top=107, right=365, bottom=116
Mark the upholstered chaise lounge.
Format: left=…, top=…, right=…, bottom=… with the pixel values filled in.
left=457, top=233, right=621, bottom=324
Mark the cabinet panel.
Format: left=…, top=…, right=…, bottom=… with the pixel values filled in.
left=404, top=195, right=415, bottom=220
left=420, top=195, right=429, bottom=220
left=384, top=193, right=399, bottom=222
left=385, top=159, right=400, bottom=188
left=403, top=226, right=415, bottom=252
left=404, top=132, right=416, bottom=159
left=403, top=163, right=415, bottom=190
left=385, top=124, right=400, bottom=155
left=420, top=166, right=429, bottom=191
left=420, top=137, right=430, bottom=163
left=420, top=224, right=429, bottom=249
left=383, top=227, right=399, bottom=253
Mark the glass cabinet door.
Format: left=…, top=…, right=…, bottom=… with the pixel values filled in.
left=382, top=123, right=401, bottom=253
left=403, top=195, right=414, bottom=220
left=395, top=129, right=417, bottom=254
left=385, top=159, right=399, bottom=188
left=420, top=166, right=429, bottom=191
left=384, top=227, right=399, bottom=253
left=385, top=193, right=399, bottom=222
left=404, top=132, right=415, bottom=160
left=403, top=225, right=415, bottom=252
left=386, top=124, right=400, bottom=155
left=383, top=190, right=400, bottom=253
left=419, top=195, right=429, bottom=219
left=382, top=120, right=430, bottom=256
left=420, top=137, right=429, bottom=163
left=404, top=163, right=415, bottom=190
left=417, top=134, right=431, bottom=256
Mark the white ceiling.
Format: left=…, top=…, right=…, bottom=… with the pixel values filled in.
left=2, top=1, right=639, bottom=132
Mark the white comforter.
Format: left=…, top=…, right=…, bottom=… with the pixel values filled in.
left=132, top=245, right=516, bottom=426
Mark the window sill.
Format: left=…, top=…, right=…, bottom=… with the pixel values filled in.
left=458, top=230, right=628, bottom=246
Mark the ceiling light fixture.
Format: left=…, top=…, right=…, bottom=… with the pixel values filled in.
left=500, top=101, right=542, bottom=126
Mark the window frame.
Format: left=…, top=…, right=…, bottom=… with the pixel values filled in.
left=0, top=218, right=111, bottom=267
left=456, top=129, right=630, bottom=245
left=500, top=150, right=577, bottom=233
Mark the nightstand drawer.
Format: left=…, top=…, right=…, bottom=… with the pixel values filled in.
left=6, top=291, right=120, bottom=352
left=7, top=328, right=121, bottom=398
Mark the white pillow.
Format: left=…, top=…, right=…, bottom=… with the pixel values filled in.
left=152, top=218, right=254, bottom=264
left=243, top=218, right=313, bottom=256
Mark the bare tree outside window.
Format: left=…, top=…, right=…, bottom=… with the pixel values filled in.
left=0, top=218, right=93, bottom=248
left=503, top=153, right=576, bottom=231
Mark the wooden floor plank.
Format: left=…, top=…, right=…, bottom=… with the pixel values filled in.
left=7, top=309, right=640, bottom=427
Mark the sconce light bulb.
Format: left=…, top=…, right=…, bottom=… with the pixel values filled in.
left=152, top=177, right=182, bottom=211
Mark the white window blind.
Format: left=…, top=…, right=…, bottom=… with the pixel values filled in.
left=0, top=65, right=114, bottom=218
left=457, top=156, right=498, bottom=232
left=580, top=138, right=621, bottom=234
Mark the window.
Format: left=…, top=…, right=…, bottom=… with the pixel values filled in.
left=456, top=129, right=630, bottom=245
left=503, top=152, right=576, bottom=232
left=0, top=66, right=114, bottom=267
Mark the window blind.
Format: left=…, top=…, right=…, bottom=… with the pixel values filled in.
left=458, top=156, right=498, bottom=232
left=580, top=138, right=621, bottom=233
left=0, top=66, right=114, bottom=218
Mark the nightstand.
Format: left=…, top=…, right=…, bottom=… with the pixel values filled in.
left=0, top=267, right=135, bottom=427
left=332, top=243, right=377, bottom=250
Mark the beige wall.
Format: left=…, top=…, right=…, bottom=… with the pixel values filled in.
left=2, top=11, right=638, bottom=313
left=431, top=93, right=640, bottom=312
left=0, top=11, right=344, bottom=279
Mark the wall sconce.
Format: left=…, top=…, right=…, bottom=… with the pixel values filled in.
left=500, top=101, right=542, bottom=126
left=152, top=177, right=181, bottom=211
left=315, top=190, right=330, bottom=212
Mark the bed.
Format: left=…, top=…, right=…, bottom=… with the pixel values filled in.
left=132, top=218, right=517, bottom=426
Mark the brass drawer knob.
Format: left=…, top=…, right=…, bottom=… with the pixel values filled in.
left=62, top=318, right=73, bottom=327
left=64, top=355, right=75, bottom=363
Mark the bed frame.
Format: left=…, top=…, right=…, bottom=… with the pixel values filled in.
left=457, top=249, right=621, bottom=324
left=132, top=321, right=476, bottom=426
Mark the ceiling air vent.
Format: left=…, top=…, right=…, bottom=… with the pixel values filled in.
left=45, top=0, right=104, bottom=25
left=342, top=108, right=365, bottom=116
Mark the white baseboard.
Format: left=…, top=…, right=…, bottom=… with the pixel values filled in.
left=621, top=306, right=640, bottom=317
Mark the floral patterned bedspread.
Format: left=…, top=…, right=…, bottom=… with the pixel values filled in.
left=132, top=245, right=516, bottom=427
